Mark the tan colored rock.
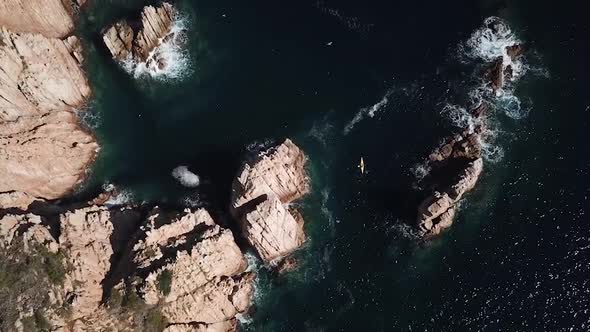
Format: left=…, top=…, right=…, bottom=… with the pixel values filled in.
left=0, top=213, right=43, bottom=248
left=417, top=158, right=483, bottom=236
left=0, top=27, right=96, bottom=207
left=0, top=29, right=90, bottom=120
left=1, top=205, right=253, bottom=331
left=0, top=191, right=39, bottom=209
left=58, top=206, right=115, bottom=320
left=102, top=21, right=134, bottom=60
left=231, top=139, right=309, bottom=265
left=103, top=2, right=176, bottom=62
left=232, top=139, right=310, bottom=211
left=133, top=208, right=253, bottom=328
left=133, top=2, right=175, bottom=61
left=241, top=195, right=305, bottom=263
left=0, top=0, right=77, bottom=38
left=0, top=111, right=98, bottom=200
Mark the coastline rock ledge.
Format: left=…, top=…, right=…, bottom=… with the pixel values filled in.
left=0, top=0, right=97, bottom=209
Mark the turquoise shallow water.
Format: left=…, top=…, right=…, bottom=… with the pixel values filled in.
left=77, top=0, right=590, bottom=330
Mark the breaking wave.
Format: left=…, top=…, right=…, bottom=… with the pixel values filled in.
left=171, top=166, right=200, bottom=187
left=410, top=161, right=431, bottom=183
left=122, top=14, right=192, bottom=81
left=343, top=90, right=392, bottom=135
left=441, top=104, right=483, bottom=134
left=497, top=93, right=531, bottom=120
left=102, top=183, right=134, bottom=206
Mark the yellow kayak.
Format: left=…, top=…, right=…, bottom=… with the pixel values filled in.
left=359, top=157, right=365, bottom=174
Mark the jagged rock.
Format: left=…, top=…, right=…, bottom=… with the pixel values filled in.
left=1, top=205, right=252, bottom=331
left=131, top=208, right=253, bottom=328
left=506, top=44, right=524, bottom=60
left=417, top=158, right=483, bottom=236
left=0, top=26, right=96, bottom=206
left=58, top=206, right=117, bottom=320
left=0, top=213, right=50, bottom=249
left=0, top=191, right=39, bottom=210
left=103, top=2, right=176, bottom=63
left=276, top=256, right=299, bottom=274
left=487, top=57, right=504, bottom=93
left=429, top=132, right=482, bottom=162
left=0, top=111, right=98, bottom=201
left=231, top=139, right=310, bottom=211
left=0, top=29, right=90, bottom=120
left=231, top=139, right=309, bottom=265
left=102, top=21, right=133, bottom=60
left=0, top=0, right=79, bottom=38
left=241, top=195, right=306, bottom=263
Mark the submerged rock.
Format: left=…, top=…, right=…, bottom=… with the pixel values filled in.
left=231, top=139, right=310, bottom=266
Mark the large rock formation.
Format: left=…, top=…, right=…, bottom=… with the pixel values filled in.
left=0, top=0, right=81, bottom=38
left=0, top=6, right=97, bottom=209
left=414, top=40, right=525, bottom=238
left=0, top=206, right=254, bottom=331
left=103, top=2, right=181, bottom=72
left=416, top=158, right=483, bottom=236
left=231, top=139, right=310, bottom=265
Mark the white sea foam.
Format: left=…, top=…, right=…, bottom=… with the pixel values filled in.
left=181, top=193, right=202, bottom=207
left=122, top=14, right=192, bottom=81
left=497, top=93, right=531, bottom=120
left=102, top=183, right=134, bottom=206
left=462, top=16, right=526, bottom=87
left=320, top=188, right=336, bottom=236
left=76, top=105, right=101, bottom=130
left=307, top=114, right=335, bottom=147
left=171, top=166, right=200, bottom=187
left=410, top=161, right=431, bottom=183
left=464, top=17, right=520, bottom=62
left=246, top=139, right=275, bottom=157
left=343, top=91, right=391, bottom=135
left=478, top=127, right=505, bottom=163
left=441, top=104, right=483, bottom=134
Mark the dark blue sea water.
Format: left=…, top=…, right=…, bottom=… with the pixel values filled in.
left=78, top=0, right=590, bottom=330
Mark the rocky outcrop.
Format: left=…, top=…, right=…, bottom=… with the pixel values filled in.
left=414, top=40, right=526, bottom=238
left=128, top=208, right=254, bottom=329
left=0, top=205, right=253, bottom=331
left=231, top=139, right=310, bottom=265
left=416, top=159, right=483, bottom=236
left=0, top=111, right=98, bottom=204
left=0, top=9, right=97, bottom=209
left=0, top=0, right=80, bottom=38
left=103, top=2, right=179, bottom=70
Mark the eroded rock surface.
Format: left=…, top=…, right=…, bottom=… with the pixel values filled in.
left=103, top=2, right=177, bottom=65
left=0, top=9, right=97, bottom=208
left=0, top=205, right=253, bottom=331
left=231, top=139, right=309, bottom=265
left=414, top=41, right=525, bottom=238
left=0, top=0, right=80, bottom=38
left=416, top=159, right=483, bottom=236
